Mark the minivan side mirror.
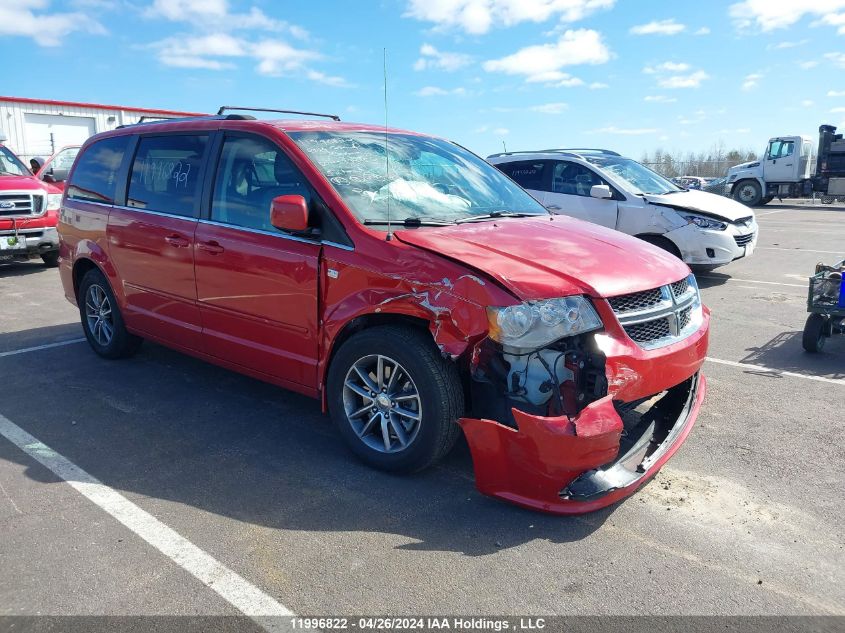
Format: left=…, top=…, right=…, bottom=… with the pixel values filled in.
left=43, top=173, right=57, bottom=184
left=270, top=195, right=309, bottom=232
left=590, top=184, right=613, bottom=200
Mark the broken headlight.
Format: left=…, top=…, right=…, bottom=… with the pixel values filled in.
left=487, top=296, right=602, bottom=349
left=683, top=213, right=727, bottom=231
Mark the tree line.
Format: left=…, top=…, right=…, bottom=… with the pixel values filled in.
left=640, top=143, right=759, bottom=179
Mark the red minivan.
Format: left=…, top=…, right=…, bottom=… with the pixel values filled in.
left=58, top=111, right=709, bottom=514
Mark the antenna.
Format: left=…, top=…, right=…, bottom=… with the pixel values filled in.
left=502, top=140, right=507, bottom=153
left=383, top=48, right=392, bottom=242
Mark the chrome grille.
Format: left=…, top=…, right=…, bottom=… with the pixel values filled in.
left=670, top=278, right=689, bottom=299
left=0, top=192, right=43, bottom=218
left=609, top=276, right=702, bottom=350
left=625, top=318, right=671, bottom=343
left=734, top=233, right=755, bottom=246
left=607, top=288, right=664, bottom=314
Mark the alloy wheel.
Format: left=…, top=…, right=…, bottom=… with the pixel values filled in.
left=342, top=354, right=422, bottom=453
left=85, top=284, right=114, bottom=347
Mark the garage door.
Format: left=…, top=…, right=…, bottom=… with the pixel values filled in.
left=23, top=113, right=96, bottom=159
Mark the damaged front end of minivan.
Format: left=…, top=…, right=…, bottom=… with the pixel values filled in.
left=457, top=284, right=709, bottom=514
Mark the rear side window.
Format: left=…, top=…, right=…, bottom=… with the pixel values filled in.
left=497, top=160, right=547, bottom=190
left=67, top=136, right=130, bottom=204
left=127, top=135, right=208, bottom=217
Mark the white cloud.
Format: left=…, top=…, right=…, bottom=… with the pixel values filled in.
left=493, top=127, right=510, bottom=136
left=818, top=12, right=845, bottom=34
left=644, top=95, right=677, bottom=103
left=404, top=0, right=615, bottom=34
left=414, top=44, right=473, bottom=71
left=630, top=19, right=686, bottom=35
left=483, top=29, right=610, bottom=84
left=769, top=40, right=808, bottom=49
left=825, top=52, right=845, bottom=67
left=694, top=26, right=711, bottom=35
left=0, top=0, right=106, bottom=46
left=591, top=126, right=658, bottom=135
left=150, top=33, right=349, bottom=84
left=729, top=0, right=845, bottom=32
left=801, top=99, right=815, bottom=107
left=643, top=61, right=691, bottom=74
left=800, top=60, right=820, bottom=69
left=145, top=0, right=308, bottom=36
left=589, top=82, right=609, bottom=89
left=414, top=86, right=467, bottom=96
left=831, top=107, right=845, bottom=113
left=829, top=90, right=845, bottom=96
left=741, top=72, right=763, bottom=91
left=643, top=61, right=709, bottom=89
left=530, top=102, right=569, bottom=114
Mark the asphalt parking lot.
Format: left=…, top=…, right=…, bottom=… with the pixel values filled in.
left=0, top=202, right=843, bottom=629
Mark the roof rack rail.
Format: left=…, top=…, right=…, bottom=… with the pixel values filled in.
left=216, top=106, right=341, bottom=121
left=487, top=150, right=581, bottom=159
left=116, top=114, right=254, bottom=129
left=544, top=148, right=621, bottom=156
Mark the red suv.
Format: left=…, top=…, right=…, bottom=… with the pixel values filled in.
left=58, top=111, right=709, bottom=514
left=0, top=136, right=64, bottom=266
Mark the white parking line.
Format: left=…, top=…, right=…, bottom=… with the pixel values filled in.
left=758, top=247, right=844, bottom=255
left=696, top=275, right=806, bottom=288
left=0, top=413, right=294, bottom=631
left=706, top=357, right=845, bottom=386
left=0, top=338, right=85, bottom=358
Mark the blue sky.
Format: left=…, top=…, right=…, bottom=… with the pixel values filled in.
left=3, top=0, right=845, bottom=158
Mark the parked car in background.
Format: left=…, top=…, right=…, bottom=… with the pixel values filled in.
left=702, top=176, right=728, bottom=196
left=489, top=149, right=758, bottom=271
left=58, top=112, right=709, bottom=514
left=35, top=146, right=80, bottom=192
left=0, top=131, right=62, bottom=266
left=673, top=176, right=707, bottom=190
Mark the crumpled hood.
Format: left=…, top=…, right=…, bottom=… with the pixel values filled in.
left=644, top=189, right=752, bottom=222
left=0, top=174, right=49, bottom=193
left=394, top=215, right=690, bottom=301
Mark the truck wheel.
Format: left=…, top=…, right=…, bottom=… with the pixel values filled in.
left=78, top=268, right=143, bottom=359
left=760, top=196, right=774, bottom=205
left=733, top=180, right=762, bottom=206
left=327, top=325, right=463, bottom=473
left=802, top=314, right=827, bottom=353
left=41, top=252, right=59, bottom=267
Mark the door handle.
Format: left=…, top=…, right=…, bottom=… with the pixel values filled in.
left=197, top=240, right=225, bottom=255
left=164, top=234, right=190, bottom=248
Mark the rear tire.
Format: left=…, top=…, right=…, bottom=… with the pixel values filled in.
left=41, top=252, right=59, bottom=267
left=327, top=325, right=463, bottom=473
left=78, top=268, right=143, bottom=359
left=802, top=314, right=827, bottom=353
left=760, top=195, right=774, bottom=205
left=733, top=180, right=762, bottom=206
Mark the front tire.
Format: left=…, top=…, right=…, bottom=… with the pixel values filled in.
left=637, top=234, right=682, bottom=260
left=41, top=251, right=59, bottom=267
left=78, top=268, right=142, bottom=359
left=327, top=325, right=463, bottom=473
left=733, top=180, right=762, bottom=206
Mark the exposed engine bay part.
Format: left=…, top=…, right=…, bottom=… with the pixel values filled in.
left=468, top=334, right=608, bottom=424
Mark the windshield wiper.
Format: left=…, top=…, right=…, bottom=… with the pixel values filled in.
left=363, top=217, right=455, bottom=227
left=454, top=211, right=538, bottom=224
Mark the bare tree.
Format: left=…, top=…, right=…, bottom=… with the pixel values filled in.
left=641, top=145, right=758, bottom=179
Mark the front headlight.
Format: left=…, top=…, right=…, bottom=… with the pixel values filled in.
left=683, top=213, right=727, bottom=231
left=46, top=193, right=62, bottom=211
left=487, top=296, right=602, bottom=349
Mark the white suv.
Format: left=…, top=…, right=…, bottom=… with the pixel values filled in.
left=488, top=149, right=758, bottom=270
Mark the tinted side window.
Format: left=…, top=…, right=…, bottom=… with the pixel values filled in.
left=127, top=135, right=208, bottom=217
left=211, top=135, right=312, bottom=232
left=67, top=136, right=130, bottom=204
left=497, top=161, right=547, bottom=190
left=552, top=162, right=608, bottom=197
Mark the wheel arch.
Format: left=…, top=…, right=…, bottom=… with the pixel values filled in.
left=634, top=233, right=683, bottom=259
